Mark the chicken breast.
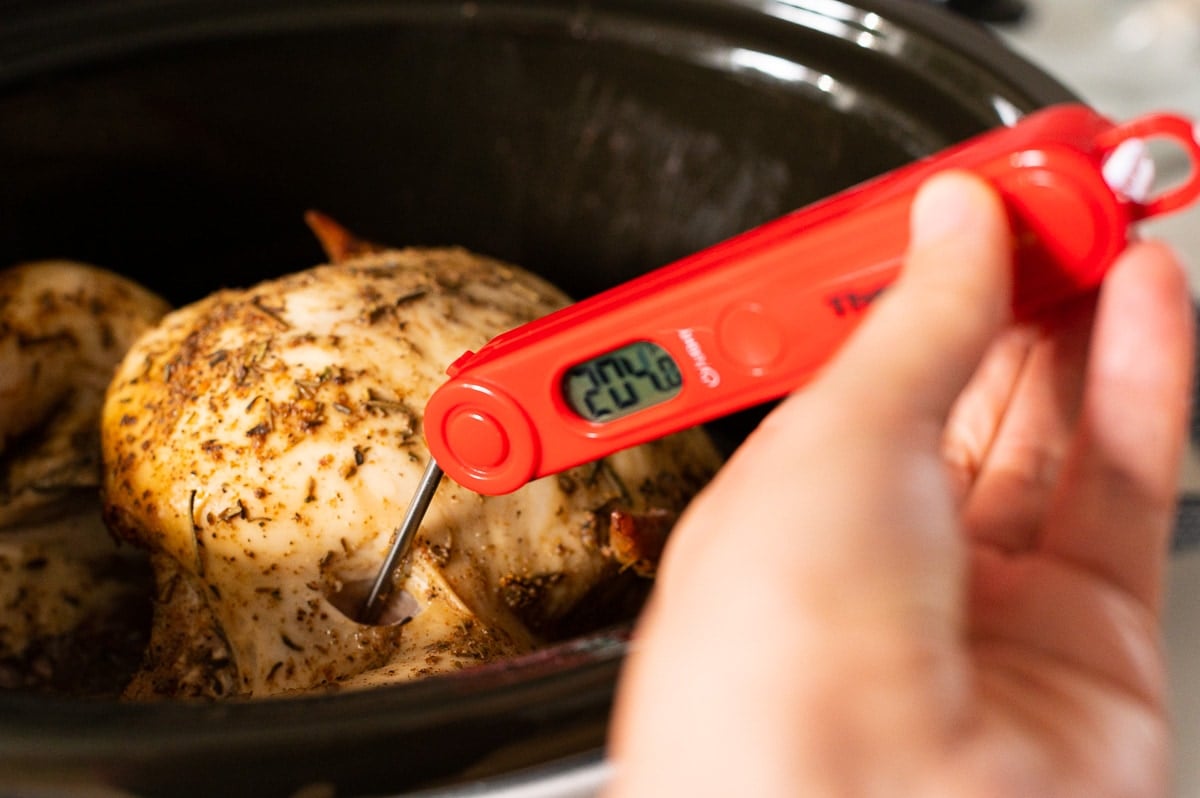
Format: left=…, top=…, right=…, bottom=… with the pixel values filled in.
left=102, top=244, right=720, bottom=699
left=0, top=261, right=169, bottom=693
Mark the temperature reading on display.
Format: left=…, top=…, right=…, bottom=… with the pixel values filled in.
left=563, top=341, right=683, bottom=423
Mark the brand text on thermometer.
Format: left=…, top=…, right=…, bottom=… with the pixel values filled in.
left=677, top=328, right=721, bottom=388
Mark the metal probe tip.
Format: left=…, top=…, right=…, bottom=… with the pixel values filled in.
left=360, top=460, right=444, bottom=624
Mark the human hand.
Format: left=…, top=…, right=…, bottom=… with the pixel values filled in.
left=606, top=172, right=1195, bottom=797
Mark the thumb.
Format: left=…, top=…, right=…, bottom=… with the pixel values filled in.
left=654, top=171, right=1016, bottom=592
left=771, top=169, right=1016, bottom=618
left=664, top=170, right=1016, bottom=582
left=816, top=169, right=1014, bottom=432
left=701, top=170, right=1017, bottom=631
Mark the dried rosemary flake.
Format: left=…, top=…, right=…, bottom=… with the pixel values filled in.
left=250, top=296, right=291, bottom=329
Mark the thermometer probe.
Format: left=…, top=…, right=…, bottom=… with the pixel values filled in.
left=362, top=104, right=1200, bottom=622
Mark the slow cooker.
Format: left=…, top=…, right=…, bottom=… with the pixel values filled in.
left=0, top=2, right=1080, bottom=796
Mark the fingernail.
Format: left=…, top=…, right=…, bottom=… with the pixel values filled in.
left=910, top=172, right=983, bottom=248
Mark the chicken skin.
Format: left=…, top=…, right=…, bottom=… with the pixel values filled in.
left=0, top=261, right=170, bottom=527
left=102, top=243, right=720, bottom=698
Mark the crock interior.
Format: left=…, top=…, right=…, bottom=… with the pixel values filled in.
left=0, top=2, right=1074, bottom=796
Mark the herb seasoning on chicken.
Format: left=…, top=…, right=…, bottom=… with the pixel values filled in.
left=102, top=229, right=721, bottom=698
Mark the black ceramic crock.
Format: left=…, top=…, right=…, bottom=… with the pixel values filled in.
left=0, top=2, right=1075, bottom=796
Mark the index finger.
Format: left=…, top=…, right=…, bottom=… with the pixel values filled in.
left=1042, top=241, right=1194, bottom=610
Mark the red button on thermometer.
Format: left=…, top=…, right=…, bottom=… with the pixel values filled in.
left=361, top=104, right=1200, bottom=621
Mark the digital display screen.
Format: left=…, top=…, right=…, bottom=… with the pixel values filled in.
left=563, top=341, right=683, bottom=423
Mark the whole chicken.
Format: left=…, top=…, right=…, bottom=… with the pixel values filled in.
left=102, top=226, right=721, bottom=699
left=0, top=260, right=169, bottom=693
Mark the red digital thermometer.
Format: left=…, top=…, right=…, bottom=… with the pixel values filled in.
left=362, top=104, right=1200, bottom=619
left=427, top=104, right=1200, bottom=494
